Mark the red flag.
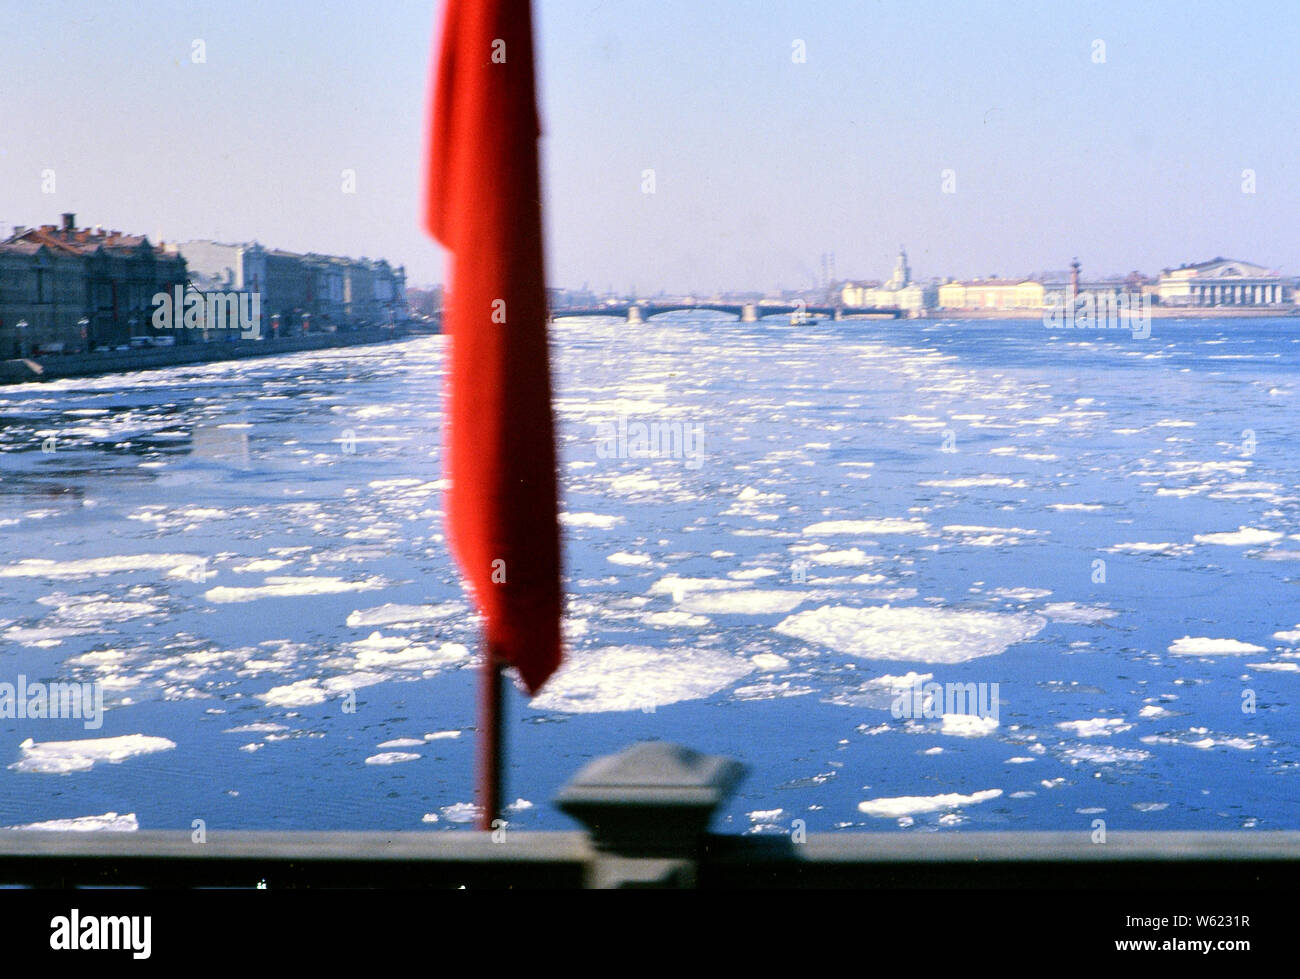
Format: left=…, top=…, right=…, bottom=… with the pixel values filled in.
left=424, top=0, right=562, bottom=694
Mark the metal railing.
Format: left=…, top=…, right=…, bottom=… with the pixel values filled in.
left=1, top=744, right=1294, bottom=889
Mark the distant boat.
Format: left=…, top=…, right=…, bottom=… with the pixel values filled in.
left=790, top=312, right=820, bottom=326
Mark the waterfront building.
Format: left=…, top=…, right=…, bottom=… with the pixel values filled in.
left=177, top=242, right=408, bottom=332
left=938, top=277, right=1044, bottom=311
left=0, top=214, right=187, bottom=354
left=839, top=278, right=882, bottom=306
left=1036, top=262, right=1151, bottom=314
left=305, top=254, right=349, bottom=324
left=369, top=259, right=408, bottom=324
left=169, top=240, right=268, bottom=294
left=259, top=249, right=313, bottom=332
left=1157, top=258, right=1290, bottom=306
left=840, top=247, right=937, bottom=313
left=161, top=239, right=268, bottom=340
left=1042, top=278, right=1132, bottom=309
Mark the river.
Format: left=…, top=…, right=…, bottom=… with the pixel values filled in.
left=0, top=314, right=1296, bottom=833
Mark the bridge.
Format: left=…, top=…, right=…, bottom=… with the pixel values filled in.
left=550, top=302, right=902, bottom=323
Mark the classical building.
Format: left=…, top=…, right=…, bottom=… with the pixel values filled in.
left=840, top=248, right=937, bottom=313
left=938, top=277, right=1044, bottom=310
left=303, top=255, right=344, bottom=323
left=1157, top=258, right=1289, bottom=306
left=168, top=240, right=267, bottom=294
left=176, top=241, right=408, bottom=333
left=159, top=239, right=268, bottom=339
left=0, top=214, right=187, bottom=354
left=839, top=278, right=882, bottom=305
left=369, top=259, right=407, bottom=324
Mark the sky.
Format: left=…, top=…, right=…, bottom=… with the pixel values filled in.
left=2, top=0, right=1298, bottom=293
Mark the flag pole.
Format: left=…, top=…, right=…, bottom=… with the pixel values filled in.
left=428, top=0, right=560, bottom=833
left=477, top=643, right=503, bottom=831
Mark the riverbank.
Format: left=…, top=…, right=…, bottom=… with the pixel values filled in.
left=0, top=326, right=431, bottom=385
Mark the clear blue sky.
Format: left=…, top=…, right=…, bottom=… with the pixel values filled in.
left=2, top=0, right=1297, bottom=292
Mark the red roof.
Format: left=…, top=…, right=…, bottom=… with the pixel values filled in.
left=6, top=224, right=169, bottom=257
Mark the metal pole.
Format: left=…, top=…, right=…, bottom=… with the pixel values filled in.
left=477, top=646, right=503, bottom=832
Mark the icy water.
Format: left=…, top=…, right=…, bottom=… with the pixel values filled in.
left=0, top=315, right=1297, bottom=833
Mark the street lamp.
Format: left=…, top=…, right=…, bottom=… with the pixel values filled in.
left=78, top=317, right=90, bottom=352
left=15, top=319, right=28, bottom=359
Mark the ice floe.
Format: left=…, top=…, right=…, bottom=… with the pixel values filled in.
left=11, top=734, right=176, bottom=774
left=559, top=512, right=624, bottom=530
left=206, top=575, right=388, bottom=603
left=364, top=751, right=421, bottom=765
left=1193, top=527, right=1283, bottom=546
left=991, top=587, right=1052, bottom=601
left=1057, top=718, right=1132, bottom=737
left=675, top=589, right=808, bottom=615
left=346, top=602, right=462, bottom=628
left=940, top=714, right=999, bottom=737
left=608, top=551, right=653, bottom=567
left=529, top=645, right=754, bottom=713
left=642, top=610, right=711, bottom=628
left=804, top=518, right=929, bottom=536
left=5, top=812, right=138, bottom=831
left=858, top=789, right=1002, bottom=817
left=775, top=605, right=1045, bottom=663
left=1140, top=728, right=1268, bottom=751
left=0, top=554, right=203, bottom=579
left=1168, top=636, right=1267, bottom=656
left=1039, top=603, right=1119, bottom=624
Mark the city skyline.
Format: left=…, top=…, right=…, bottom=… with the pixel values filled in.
left=2, top=0, right=1297, bottom=293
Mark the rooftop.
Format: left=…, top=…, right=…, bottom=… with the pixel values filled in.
left=4, top=214, right=172, bottom=258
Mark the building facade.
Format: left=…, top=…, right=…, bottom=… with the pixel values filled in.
left=840, top=248, right=937, bottom=313
left=176, top=241, right=408, bottom=333
left=1, top=214, right=187, bottom=355
left=1157, top=258, right=1290, bottom=306
left=938, top=278, right=1044, bottom=310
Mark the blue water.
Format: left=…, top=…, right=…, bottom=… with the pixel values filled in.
left=0, top=315, right=1297, bottom=833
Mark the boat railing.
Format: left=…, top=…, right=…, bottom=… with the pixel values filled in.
left=1, top=742, right=1294, bottom=889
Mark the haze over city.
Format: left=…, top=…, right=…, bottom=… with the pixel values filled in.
left=2, top=0, right=1297, bottom=293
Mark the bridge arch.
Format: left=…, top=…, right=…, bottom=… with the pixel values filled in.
left=549, top=302, right=900, bottom=323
